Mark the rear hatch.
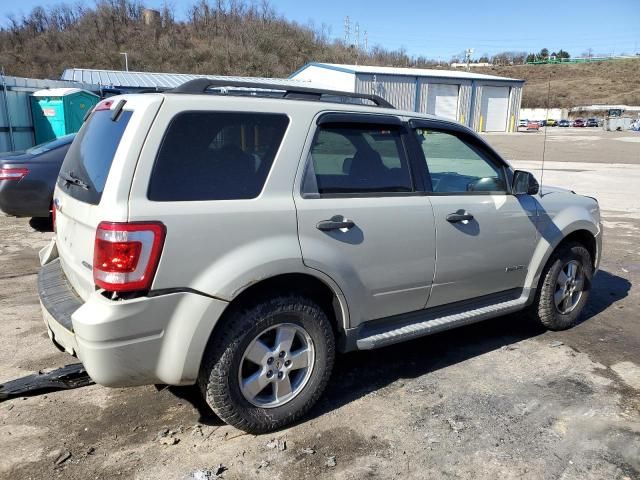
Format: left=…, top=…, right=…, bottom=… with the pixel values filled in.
left=53, top=95, right=163, bottom=300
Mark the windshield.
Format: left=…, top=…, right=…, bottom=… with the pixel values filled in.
left=26, top=134, right=76, bottom=155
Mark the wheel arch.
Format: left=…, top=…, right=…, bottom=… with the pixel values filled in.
left=526, top=222, right=599, bottom=292
left=199, top=272, right=349, bottom=363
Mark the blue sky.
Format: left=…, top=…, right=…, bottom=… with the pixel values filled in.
left=3, top=0, right=639, bottom=59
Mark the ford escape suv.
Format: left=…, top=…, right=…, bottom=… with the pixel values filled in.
left=38, top=78, right=602, bottom=433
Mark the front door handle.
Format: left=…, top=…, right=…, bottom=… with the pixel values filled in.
left=446, top=210, right=474, bottom=223
left=316, top=218, right=355, bottom=231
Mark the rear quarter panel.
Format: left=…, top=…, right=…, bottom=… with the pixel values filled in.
left=127, top=96, right=319, bottom=301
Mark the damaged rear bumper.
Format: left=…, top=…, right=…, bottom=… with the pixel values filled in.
left=38, top=243, right=229, bottom=388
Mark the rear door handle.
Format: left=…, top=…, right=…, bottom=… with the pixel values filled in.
left=316, top=219, right=355, bottom=231
left=446, top=210, right=474, bottom=223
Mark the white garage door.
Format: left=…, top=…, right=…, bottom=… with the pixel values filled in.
left=426, top=84, right=459, bottom=120
left=481, top=86, right=510, bottom=132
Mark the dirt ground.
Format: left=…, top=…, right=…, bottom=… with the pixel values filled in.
left=1, top=128, right=639, bottom=479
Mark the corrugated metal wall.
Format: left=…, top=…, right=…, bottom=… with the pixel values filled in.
left=0, top=75, right=98, bottom=151
left=458, top=83, right=472, bottom=126
left=355, top=74, right=476, bottom=127
left=355, top=74, right=417, bottom=112
left=508, top=86, right=522, bottom=132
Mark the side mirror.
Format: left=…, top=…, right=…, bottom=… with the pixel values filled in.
left=512, top=170, right=540, bottom=195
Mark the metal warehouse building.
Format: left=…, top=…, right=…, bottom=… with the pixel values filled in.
left=290, top=63, right=524, bottom=132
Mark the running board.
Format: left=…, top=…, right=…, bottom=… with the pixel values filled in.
left=356, top=291, right=530, bottom=350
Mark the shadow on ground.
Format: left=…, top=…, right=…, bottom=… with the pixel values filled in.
left=29, top=217, right=53, bottom=232
left=169, top=269, right=630, bottom=429
left=9, top=269, right=629, bottom=430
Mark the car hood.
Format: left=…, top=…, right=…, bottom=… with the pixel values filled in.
left=540, top=184, right=574, bottom=195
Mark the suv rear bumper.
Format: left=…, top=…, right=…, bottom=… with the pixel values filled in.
left=38, top=255, right=229, bottom=387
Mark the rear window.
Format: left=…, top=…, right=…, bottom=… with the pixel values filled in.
left=148, top=112, right=289, bottom=201
left=57, top=110, right=133, bottom=205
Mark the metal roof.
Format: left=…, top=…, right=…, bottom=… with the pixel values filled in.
left=61, top=68, right=331, bottom=90
left=291, top=63, right=524, bottom=83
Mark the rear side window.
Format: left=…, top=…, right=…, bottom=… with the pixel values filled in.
left=304, top=125, right=413, bottom=195
left=148, top=112, right=289, bottom=201
left=58, top=110, right=133, bottom=205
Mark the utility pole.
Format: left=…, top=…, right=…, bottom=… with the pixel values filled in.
left=465, top=48, right=474, bottom=71
left=344, top=16, right=350, bottom=45
left=364, top=30, right=368, bottom=52
left=120, top=52, right=129, bottom=72
left=355, top=22, right=360, bottom=50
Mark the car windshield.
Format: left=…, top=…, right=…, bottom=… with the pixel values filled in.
left=26, top=134, right=76, bottom=156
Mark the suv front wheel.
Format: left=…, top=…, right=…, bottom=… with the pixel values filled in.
left=530, top=241, right=593, bottom=330
left=198, top=295, right=335, bottom=433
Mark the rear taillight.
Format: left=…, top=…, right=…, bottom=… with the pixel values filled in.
left=93, top=222, right=166, bottom=292
left=51, top=201, right=56, bottom=233
left=94, top=99, right=114, bottom=112
left=0, top=168, right=28, bottom=181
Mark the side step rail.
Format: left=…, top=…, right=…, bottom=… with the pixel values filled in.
left=356, top=292, right=530, bottom=350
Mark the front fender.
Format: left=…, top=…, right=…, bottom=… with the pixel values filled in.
left=525, top=201, right=601, bottom=290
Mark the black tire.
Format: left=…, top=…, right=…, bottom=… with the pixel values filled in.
left=198, top=295, right=335, bottom=433
left=529, top=241, right=593, bottom=330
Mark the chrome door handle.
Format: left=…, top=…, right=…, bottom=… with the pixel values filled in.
left=316, top=219, right=355, bottom=231
left=446, top=211, right=474, bottom=223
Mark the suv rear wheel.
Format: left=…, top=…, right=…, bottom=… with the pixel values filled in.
left=198, top=295, right=335, bottom=433
left=530, top=241, right=593, bottom=330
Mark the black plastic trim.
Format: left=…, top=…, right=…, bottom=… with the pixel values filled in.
left=38, top=259, right=83, bottom=332
left=316, top=112, right=402, bottom=126
left=168, top=78, right=395, bottom=108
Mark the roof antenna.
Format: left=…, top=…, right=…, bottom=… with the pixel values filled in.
left=539, top=74, right=552, bottom=193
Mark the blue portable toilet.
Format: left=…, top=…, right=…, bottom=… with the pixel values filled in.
left=30, top=88, right=99, bottom=144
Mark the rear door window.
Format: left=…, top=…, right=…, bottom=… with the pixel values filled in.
left=58, top=110, right=133, bottom=205
left=148, top=112, right=289, bottom=201
left=304, top=124, right=413, bottom=195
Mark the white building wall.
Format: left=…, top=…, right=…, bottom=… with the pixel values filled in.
left=520, top=108, right=567, bottom=121
left=289, top=65, right=355, bottom=92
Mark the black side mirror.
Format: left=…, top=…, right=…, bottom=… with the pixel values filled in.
left=512, top=170, right=540, bottom=195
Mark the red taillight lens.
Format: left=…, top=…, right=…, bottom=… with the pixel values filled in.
left=51, top=201, right=56, bottom=233
left=93, top=222, right=166, bottom=292
left=0, top=167, right=29, bottom=181
left=94, top=99, right=114, bottom=112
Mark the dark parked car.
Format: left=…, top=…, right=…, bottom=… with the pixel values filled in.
left=558, top=119, right=571, bottom=127
left=586, top=118, right=599, bottom=127
left=0, top=134, right=75, bottom=218
left=538, top=119, right=547, bottom=127
left=573, top=119, right=586, bottom=127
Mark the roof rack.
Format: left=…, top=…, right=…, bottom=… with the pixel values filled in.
left=167, top=78, right=394, bottom=109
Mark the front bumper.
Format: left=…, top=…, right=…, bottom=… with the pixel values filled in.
left=38, top=255, right=229, bottom=387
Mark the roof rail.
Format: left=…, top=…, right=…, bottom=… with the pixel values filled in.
left=167, top=78, right=394, bottom=109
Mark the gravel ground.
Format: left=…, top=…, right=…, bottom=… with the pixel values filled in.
left=0, top=129, right=638, bottom=479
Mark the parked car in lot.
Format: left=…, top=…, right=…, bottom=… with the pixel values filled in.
left=573, top=118, right=586, bottom=127
left=586, top=118, right=599, bottom=127
left=527, top=120, right=540, bottom=130
left=558, top=119, right=571, bottom=127
left=37, top=80, right=602, bottom=433
left=519, top=118, right=528, bottom=128
left=538, top=119, right=547, bottom=127
left=546, top=119, right=557, bottom=127
left=0, top=134, right=75, bottom=218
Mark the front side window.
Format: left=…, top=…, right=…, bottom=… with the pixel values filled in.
left=414, top=129, right=507, bottom=193
left=305, top=124, right=413, bottom=195
left=148, top=112, right=289, bottom=201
